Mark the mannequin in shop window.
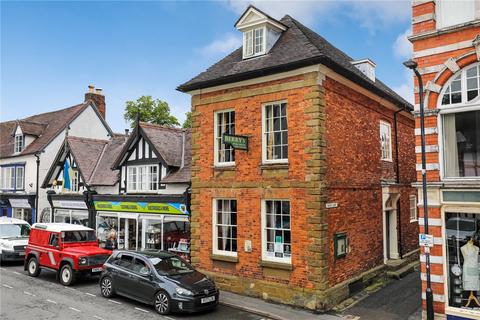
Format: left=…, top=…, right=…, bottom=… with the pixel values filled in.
left=105, top=230, right=117, bottom=250
left=461, top=237, right=480, bottom=307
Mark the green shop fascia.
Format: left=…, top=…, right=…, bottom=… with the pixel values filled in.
left=91, top=194, right=190, bottom=254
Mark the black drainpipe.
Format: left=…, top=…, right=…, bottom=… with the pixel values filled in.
left=394, top=109, right=403, bottom=259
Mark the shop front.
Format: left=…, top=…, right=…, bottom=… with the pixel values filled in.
left=46, top=192, right=96, bottom=228
left=441, top=190, right=480, bottom=319
left=93, top=195, right=190, bottom=260
left=0, top=194, right=36, bottom=225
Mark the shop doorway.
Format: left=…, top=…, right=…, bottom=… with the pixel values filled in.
left=118, top=218, right=138, bottom=250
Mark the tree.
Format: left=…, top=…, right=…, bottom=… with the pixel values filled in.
left=124, top=96, right=180, bottom=128
left=182, top=111, right=192, bottom=128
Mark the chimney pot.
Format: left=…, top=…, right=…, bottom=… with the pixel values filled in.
left=88, top=85, right=95, bottom=93
left=95, top=88, right=103, bottom=95
left=85, top=85, right=106, bottom=120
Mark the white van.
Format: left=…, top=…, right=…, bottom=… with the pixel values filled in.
left=0, top=217, right=31, bottom=263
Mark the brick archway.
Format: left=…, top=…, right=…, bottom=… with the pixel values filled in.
left=423, top=50, right=479, bottom=109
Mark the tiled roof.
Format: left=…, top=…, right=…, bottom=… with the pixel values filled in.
left=161, top=129, right=191, bottom=184
left=67, top=134, right=127, bottom=187
left=89, top=134, right=127, bottom=186
left=139, top=122, right=186, bottom=167
left=177, top=15, right=412, bottom=111
left=0, top=103, right=90, bottom=158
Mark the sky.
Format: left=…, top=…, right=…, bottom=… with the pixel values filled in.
left=1, top=0, right=413, bottom=133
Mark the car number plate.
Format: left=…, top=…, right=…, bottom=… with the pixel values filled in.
left=91, top=267, right=103, bottom=272
left=201, top=296, right=215, bottom=304
left=18, top=252, right=25, bottom=256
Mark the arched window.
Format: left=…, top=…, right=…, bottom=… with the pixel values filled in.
left=441, top=64, right=480, bottom=106
left=439, top=63, right=480, bottom=179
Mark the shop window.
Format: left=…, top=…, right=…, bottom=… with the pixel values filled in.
left=409, top=195, right=417, bottom=222
left=445, top=212, right=480, bottom=312
left=262, top=200, right=291, bottom=263
left=380, top=121, right=392, bottom=161
left=54, top=209, right=88, bottom=226
left=213, top=199, right=237, bottom=256
left=442, top=110, right=480, bottom=178
left=214, top=110, right=235, bottom=166
left=263, top=102, right=288, bottom=163
left=127, top=165, right=159, bottom=192
left=334, top=233, right=348, bottom=259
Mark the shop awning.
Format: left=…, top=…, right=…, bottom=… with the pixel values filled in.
left=9, top=199, right=31, bottom=209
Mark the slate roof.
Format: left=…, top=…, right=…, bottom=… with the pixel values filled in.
left=177, top=15, right=412, bottom=111
left=67, top=136, right=109, bottom=183
left=139, top=123, right=186, bottom=168
left=161, top=129, right=191, bottom=184
left=1, top=102, right=91, bottom=158
left=89, top=134, right=127, bottom=186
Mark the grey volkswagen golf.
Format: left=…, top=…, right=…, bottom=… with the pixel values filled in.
left=99, top=250, right=219, bottom=315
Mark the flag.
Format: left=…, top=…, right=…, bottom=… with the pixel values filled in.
left=63, top=159, right=71, bottom=190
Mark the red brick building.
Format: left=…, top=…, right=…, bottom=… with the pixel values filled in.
left=409, top=1, right=480, bottom=319
left=178, top=6, right=417, bottom=310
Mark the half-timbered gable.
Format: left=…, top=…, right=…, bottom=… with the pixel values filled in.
left=113, top=122, right=190, bottom=195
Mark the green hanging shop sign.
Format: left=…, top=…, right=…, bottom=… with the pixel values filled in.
left=94, top=201, right=189, bottom=215
left=222, top=134, right=248, bottom=150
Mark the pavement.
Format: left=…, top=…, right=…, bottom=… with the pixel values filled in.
left=1, top=260, right=423, bottom=320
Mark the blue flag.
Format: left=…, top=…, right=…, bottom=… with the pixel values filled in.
left=63, top=159, right=71, bottom=190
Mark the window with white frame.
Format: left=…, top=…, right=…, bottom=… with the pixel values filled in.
left=214, top=110, right=235, bottom=165
left=14, top=135, right=24, bottom=153
left=0, top=165, right=24, bottom=190
left=380, top=121, right=392, bottom=161
left=262, top=200, right=291, bottom=263
left=212, top=199, right=237, bottom=256
left=15, top=166, right=24, bottom=190
left=71, top=171, right=79, bottom=192
left=127, top=165, right=159, bottom=192
left=409, top=195, right=417, bottom=222
left=243, top=27, right=265, bottom=58
left=440, top=64, right=480, bottom=178
left=263, top=102, right=288, bottom=162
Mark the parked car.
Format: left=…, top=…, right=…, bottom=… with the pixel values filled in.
left=25, top=223, right=111, bottom=286
left=0, top=217, right=30, bottom=263
left=99, top=250, right=219, bottom=315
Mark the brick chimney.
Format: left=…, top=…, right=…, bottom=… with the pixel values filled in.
left=84, top=85, right=106, bottom=119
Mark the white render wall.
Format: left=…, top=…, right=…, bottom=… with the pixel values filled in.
left=0, top=105, right=111, bottom=220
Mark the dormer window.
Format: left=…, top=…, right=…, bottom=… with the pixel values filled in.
left=235, top=6, right=286, bottom=60
left=243, top=27, right=265, bottom=58
left=14, top=134, right=25, bottom=153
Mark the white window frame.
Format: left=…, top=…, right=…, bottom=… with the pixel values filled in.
left=70, top=171, right=79, bottom=192
left=15, top=166, right=24, bottom=190
left=438, top=63, right=480, bottom=181
left=0, top=166, right=21, bottom=190
left=409, top=195, right=417, bottom=222
left=261, top=199, right=292, bottom=264
left=243, top=26, right=266, bottom=59
left=213, top=109, right=235, bottom=167
left=126, top=164, right=159, bottom=193
left=212, top=199, right=238, bottom=257
left=262, top=101, right=288, bottom=164
left=14, top=134, right=24, bottom=153
left=379, top=121, right=392, bottom=162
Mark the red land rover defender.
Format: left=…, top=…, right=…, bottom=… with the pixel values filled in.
left=25, top=223, right=112, bottom=286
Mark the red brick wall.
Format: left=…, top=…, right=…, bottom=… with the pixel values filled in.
left=324, top=78, right=417, bottom=285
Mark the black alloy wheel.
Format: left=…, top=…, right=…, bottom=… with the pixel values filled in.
left=154, top=290, right=171, bottom=315
left=100, top=276, right=114, bottom=298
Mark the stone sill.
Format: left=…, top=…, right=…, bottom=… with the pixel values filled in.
left=259, top=163, right=289, bottom=170
left=259, top=260, right=293, bottom=271
left=211, top=254, right=238, bottom=263
left=212, top=165, right=236, bottom=171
